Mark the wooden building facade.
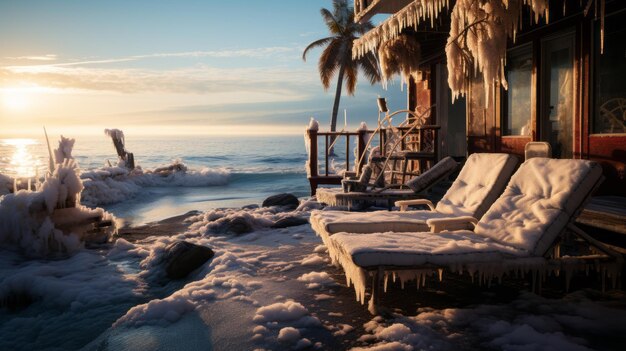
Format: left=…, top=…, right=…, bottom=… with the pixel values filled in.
left=355, top=0, right=626, bottom=196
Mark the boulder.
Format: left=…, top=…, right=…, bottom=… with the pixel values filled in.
left=226, top=216, right=252, bottom=235
left=262, top=193, right=299, bottom=210
left=0, top=290, right=34, bottom=312
left=164, top=241, right=214, bottom=280
left=271, top=216, right=309, bottom=229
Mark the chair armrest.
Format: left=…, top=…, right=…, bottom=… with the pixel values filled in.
left=395, top=199, right=435, bottom=211
left=372, top=184, right=409, bottom=193
left=426, top=216, right=478, bottom=233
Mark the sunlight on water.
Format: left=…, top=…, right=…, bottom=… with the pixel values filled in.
left=0, top=138, right=47, bottom=178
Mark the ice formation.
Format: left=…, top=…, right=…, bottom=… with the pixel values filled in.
left=378, top=33, right=421, bottom=87
left=0, top=137, right=117, bottom=257
left=53, top=135, right=75, bottom=164
left=352, top=0, right=448, bottom=59
left=447, top=0, right=548, bottom=101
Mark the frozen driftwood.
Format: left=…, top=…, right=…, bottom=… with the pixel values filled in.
left=105, top=128, right=135, bottom=169
left=0, top=136, right=118, bottom=256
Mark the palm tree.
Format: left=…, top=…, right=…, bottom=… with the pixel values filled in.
left=303, top=0, right=380, bottom=134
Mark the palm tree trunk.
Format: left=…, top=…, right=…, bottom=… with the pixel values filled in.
left=329, top=64, right=345, bottom=156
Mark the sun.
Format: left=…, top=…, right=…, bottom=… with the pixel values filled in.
left=1, top=87, right=33, bottom=111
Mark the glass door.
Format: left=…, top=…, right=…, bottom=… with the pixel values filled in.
left=541, top=32, right=575, bottom=158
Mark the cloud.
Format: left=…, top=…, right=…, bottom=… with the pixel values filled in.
left=0, top=63, right=318, bottom=95
left=3, top=47, right=300, bottom=69
left=4, top=54, right=58, bottom=61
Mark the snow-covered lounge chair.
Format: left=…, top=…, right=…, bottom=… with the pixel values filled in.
left=311, top=153, right=519, bottom=246
left=326, top=158, right=621, bottom=314
left=315, top=156, right=458, bottom=209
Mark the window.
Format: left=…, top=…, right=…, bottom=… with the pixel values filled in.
left=503, top=45, right=533, bottom=136
left=594, top=11, right=626, bottom=134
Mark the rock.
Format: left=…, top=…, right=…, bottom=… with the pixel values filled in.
left=271, top=216, right=309, bottom=229
left=0, top=290, right=34, bottom=312
left=164, top=241, right=214, bottom=280
left=242, top=204, right=259, bottom=210
left=262, top=193, right=299, bottom=210
left=226, top=216, right=252, bottom=235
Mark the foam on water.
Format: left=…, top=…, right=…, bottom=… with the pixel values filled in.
left=0, top=135, right=312, bottom=224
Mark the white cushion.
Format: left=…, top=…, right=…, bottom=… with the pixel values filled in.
left=435, top=153, right=518, bottom=218
left=311, top=209, right=450, bottom=237
left=330, top=231, right=526, bottom=267
left=312, top=153, right=518, bottom=236
left=475, top=158, right=603, bottom=255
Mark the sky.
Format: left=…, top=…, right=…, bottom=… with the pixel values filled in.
left=0, top=0, right=407, bottom=137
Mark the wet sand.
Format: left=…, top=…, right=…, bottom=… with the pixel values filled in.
left=112, top=213, right=626, bottom=350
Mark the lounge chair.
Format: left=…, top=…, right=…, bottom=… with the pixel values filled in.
left=311, top=153, right=519, bottom=246
left=325, top=158, right=621, bottom=314
left=315, top=156, right=458, bottom=209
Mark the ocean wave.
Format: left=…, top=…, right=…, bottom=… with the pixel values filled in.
left=256, top=156, right=307, bottom=164
left=80, top=162, right=230, bottom=207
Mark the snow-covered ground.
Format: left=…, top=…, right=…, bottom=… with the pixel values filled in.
left=1, top=202, right=626, bottom=351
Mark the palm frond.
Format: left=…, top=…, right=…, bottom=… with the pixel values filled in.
left=344, top=64, right=358, bottom=95
left=358, top=52, right=381, bottom=85
left=318, top=39, right=345, bottom=89
left=320, top=8, right=343, bottom=34
left=302, top=37, right=335, bottom=61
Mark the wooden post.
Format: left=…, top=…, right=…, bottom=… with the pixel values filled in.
left=307, top=129, right=318, bottom=196
left=307, top=129, right=318, bottom=178
left=325, top=134, right=329, bottom=177
left=357, top=129, right=367, bottom=173
left=346, top=134, right=350, bottom=173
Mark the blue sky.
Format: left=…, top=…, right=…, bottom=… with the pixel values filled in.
left=0, top=0, right=406, bottom=136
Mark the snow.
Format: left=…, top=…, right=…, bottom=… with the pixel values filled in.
left=297, top=271, right=336, bottom=289
left=475, top=158, right=603, bottom=255
left=301, top=253, right=327, bottom=266
left=351, top=290, right=626, bottom=351
left=333, top=323, right=354, bottom=336
left=294, top=338, right=312, bottom=349
left=277, top=326, right=301, bottom=343
left=254, top=300, right=310, bottom=324
left=351, top=341, right=413, bottom=351
left=2, top=160, right=625, bottom=351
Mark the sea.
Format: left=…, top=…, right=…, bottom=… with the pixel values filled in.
left=0, top=134, right=318, bottom=225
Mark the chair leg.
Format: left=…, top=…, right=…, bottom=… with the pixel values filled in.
left=368, top=266, right=386, bottom=315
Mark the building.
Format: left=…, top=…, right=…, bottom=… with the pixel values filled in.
left=353, top=0, right=625, bottom=196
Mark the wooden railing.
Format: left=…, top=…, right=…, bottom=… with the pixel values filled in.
left=306, top=125, right=440, bottom=195
left=306, top=129, right=368, bottom=195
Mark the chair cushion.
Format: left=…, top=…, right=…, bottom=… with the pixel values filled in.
left=406, top=156, right=457, bottom=193
left=435, top=153, right=518, bottom=218
left=475, top=158, right=603, bottom=255
left=330, top=231, right=526, bottom=267
left=311, top=209, right=453, bottom=236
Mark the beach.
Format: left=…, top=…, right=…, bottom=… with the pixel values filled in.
left=0, top=135, right=625, bottom=350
